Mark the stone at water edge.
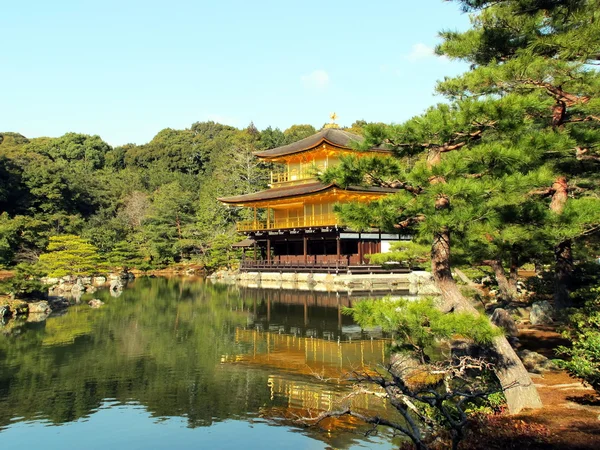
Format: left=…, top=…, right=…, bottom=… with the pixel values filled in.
left=0, top=306, right=9, bottom=318
left=530, top=301, right=555, bottom=325
left=28, top=301, right=50, bottom=314
left=88, top=299, right=104, bottom=308
left=110, top=279, right=123, bottom=291
left=92, top=276, right=107, bottom=286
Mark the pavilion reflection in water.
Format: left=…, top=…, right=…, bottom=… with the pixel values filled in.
left=221, top=286, right=399, bottom=439
left=236, top=286, right=396, bottom=341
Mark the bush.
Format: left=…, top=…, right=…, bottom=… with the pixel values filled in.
left=556, top=288, right=600, bottom=392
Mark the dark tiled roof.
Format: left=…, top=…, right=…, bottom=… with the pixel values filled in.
left=218, top=181, right=397, bottom=205
left=254, top=128, right=389, bottom=159
left=232, top=238, right=255, bottom=247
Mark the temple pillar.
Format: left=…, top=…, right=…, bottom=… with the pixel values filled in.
left=358, top=239, right=363, bottom=264
left=303, top=235, right=308, bottom=264
left=266, top=238, right=271, bottom=265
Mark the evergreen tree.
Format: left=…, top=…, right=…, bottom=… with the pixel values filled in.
left=38, top=235, right=101, bottom=277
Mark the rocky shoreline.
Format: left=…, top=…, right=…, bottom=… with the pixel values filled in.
left=0, top=271, right=135, bottom=326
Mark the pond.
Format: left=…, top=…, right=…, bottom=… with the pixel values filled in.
left=0, top=277, right=401, bottom=449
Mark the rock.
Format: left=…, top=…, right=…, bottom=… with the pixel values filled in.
left=40, top=277, right=60, bottom=285
left=0, top=306, right=9, bottom=318
left=109, top=289, right=123, bottom=298
left=80, top=276, right=92, bottom=285
left=515, top=307, right=531, bottom=319
left=71, top=283, right=85, bottom=294
left=5, top=299, right=28, bottom=315
left=88, top=299, right=104, bottom=308
left=86, top=285, right=97, bottom=293
left=408, top=271, right=440, bottom=295
left=92, top=276, right=107, bottom=286
left=530, top=300, right=554, bottom=325
left=108, top=274, right=121, bottom=281
left=518, top=349, right=559, bottom=374
left=27, top=312, right=50, bottom=322
left=110, top=279, right=123, bottom=291
left=28, top=301, right=50, bottom=314
left=120, top=271, right=135, bottom=280
left=58, top=283, right=74, bottom=293
left=490, top=308, right=519, bottom=337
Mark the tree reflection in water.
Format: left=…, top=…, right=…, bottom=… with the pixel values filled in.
left=0, top=278, right=398, bottom=449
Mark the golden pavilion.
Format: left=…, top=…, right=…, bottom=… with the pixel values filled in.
left=218, top=125, right=404, bottom=271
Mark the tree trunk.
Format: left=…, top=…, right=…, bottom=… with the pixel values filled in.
left=483, top=259, right=516, bottom=302
left=554, top=239, right=573, bottom=309
left=431, top=229, right=542, bottom=414
left=509, top=250, right=519, bottom=293
left=550, top=177, right=573, bottom=309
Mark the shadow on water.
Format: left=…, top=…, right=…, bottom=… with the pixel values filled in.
left=0, top=277, right=400, bottom=449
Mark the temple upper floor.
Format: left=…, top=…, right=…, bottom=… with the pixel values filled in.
left=253, top=128, right=390, bottom=187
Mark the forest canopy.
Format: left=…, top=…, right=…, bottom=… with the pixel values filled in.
left=0, top=121, right=366, bottom=271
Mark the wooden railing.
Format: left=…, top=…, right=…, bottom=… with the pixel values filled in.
left=236, top=213, right=338, bottom=231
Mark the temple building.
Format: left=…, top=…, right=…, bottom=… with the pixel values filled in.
left=218, top=125, right=405, bottom=271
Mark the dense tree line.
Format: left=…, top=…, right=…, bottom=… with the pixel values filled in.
left=0, top=121, right=355, bottom=272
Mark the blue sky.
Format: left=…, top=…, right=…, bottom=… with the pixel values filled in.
left=1, top=0, right=471, bottom=146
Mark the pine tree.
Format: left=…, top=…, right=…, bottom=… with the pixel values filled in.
left=38, top=235, right=101, bottom=277
left=438, top=0, right=600, bottom=308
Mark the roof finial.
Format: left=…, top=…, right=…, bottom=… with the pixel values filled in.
left=324, top=112, right=340, bottom=129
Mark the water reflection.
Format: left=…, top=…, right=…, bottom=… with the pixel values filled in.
left=0, top=278, right=397, bottom=449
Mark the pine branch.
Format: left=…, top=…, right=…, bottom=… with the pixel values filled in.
left=394, top=215, right=426, bottom=229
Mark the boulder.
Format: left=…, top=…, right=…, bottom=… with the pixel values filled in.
left=40, top=277, right=60, bottom=285
left=490, top=308, right=519, bottom=337
left=28, top=301, right=50, bottom=314
left=0, top=306, right=9, bottom=318
left=88, top=299, right=104, bottom=308
left=518, top=349, right=559, bottom=374
left=58, top=283, right=74, bottom=293
left=110, top=279, right=123, bottom=291
left=109, top=289, right=123, bottom=298
left=71, top=283, right=85, bottom=294
left=92, top=276, right=107, bottom=286
left=27, top=312, right=50, bottom=323
left=80, top=276, right=92, bottom=285
left=6, top=299, right=28, bottom=315
left=86, top=285, right=97, bottom=293
left=408, top=271, right=440, bottom=295
left=530, top=301, right=554, bottom=325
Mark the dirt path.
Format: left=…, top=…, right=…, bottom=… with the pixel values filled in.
left=465, top=326, right=600, bottom=449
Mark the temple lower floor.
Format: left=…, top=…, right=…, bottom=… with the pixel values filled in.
left=240, top=228, right=408, bottom=270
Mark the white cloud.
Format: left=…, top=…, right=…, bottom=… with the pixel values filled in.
left=405, top=43, right=448, bottom=63
left=301, top=69, right=330, bottom=90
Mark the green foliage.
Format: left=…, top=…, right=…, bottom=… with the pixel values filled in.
left=107, top=240, right=143, bottom=270
left=0, top=263, right=44, bottom=297
left=366, top=241, right=429, bottom=269
left=345, top=297, right=501, bottom=361
left=0, top=120, right=316, bottom=273
left=556, top=288, right=600, bottom=392
left=200, top=233, right=243, bottom=272
left=37, top=235, right=101, bottom=277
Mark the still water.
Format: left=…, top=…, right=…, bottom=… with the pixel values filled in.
left=0, top=277, right=400, bottom=449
